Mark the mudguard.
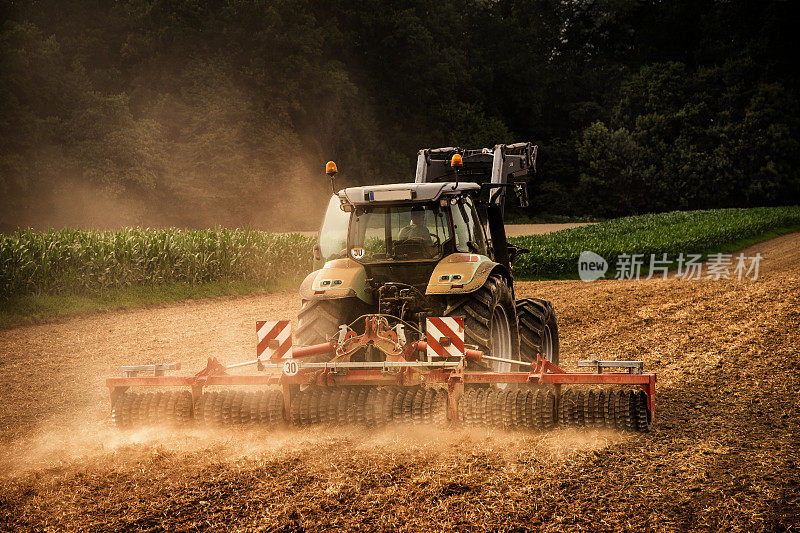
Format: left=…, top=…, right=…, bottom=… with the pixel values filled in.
left=425, top=253, right=510, bottom=295
left=299, top=258, right=373, bottom=304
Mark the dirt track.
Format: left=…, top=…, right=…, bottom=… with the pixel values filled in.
left=1, top=234, right=799, bottom=531
left=504, top=223, right=595, bottom=236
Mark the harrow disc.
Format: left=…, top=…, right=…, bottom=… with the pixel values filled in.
left=555, top=387, right=650, bottom=433
left=109, top=385, right=649, bottom=433
left=111, top=391, right=195, bottom=429
left=455, top=387, right=556, bottom=430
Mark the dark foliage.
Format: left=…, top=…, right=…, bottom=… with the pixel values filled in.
left=1, top=0, right=798, bottom=228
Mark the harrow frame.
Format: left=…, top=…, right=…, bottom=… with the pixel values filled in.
left=106, top=315, right=656, bottom=426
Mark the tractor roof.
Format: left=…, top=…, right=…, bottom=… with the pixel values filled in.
left=338, top=182, right=480, bottom=205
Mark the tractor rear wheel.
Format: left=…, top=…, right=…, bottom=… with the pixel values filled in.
left=445, top=273, right=518, bottom=371
left=516, top=298, right=559, bottom=366
left=296, top=299, right=363, bottom=356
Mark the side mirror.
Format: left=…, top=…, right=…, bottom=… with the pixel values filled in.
left=513, top=182, right=529, bottom=208
left=313, top=243, right=322, bottom=261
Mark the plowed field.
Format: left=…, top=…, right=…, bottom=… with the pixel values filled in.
left=1, top=234, right=798, bottom=531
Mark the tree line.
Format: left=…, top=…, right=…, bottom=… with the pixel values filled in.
left=1, top=0, right=798, bottom=229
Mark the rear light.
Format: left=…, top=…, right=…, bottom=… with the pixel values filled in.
left=451, top=284, right=463, bottom=289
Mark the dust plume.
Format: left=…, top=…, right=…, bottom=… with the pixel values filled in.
left=0, top=21, right=359, bottom=234
left=0, top=152, right=332, bottom=233
left=0, top=412, right=625, bottom=479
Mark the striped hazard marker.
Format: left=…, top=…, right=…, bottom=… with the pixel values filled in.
left=256, top=320, right=293, bottom=360
left=425, top=317, right=465, bottom=359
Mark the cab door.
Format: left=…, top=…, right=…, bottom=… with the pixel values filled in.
left=451, top=197, right=488, bottom=255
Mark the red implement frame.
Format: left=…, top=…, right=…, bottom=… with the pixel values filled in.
left=106, top=341, right=656, bottom=421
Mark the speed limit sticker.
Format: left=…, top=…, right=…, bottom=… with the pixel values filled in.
left=282, top=359, right=299, bottom=376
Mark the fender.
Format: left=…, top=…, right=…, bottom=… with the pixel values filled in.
left=299, top=258, right=374, bottom=304
left=425, top=253, right=512, bottom=295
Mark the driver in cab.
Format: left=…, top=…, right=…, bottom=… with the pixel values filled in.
left=398, top=208, right=433, bottom=245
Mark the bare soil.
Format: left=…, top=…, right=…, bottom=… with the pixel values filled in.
left=504, top=223, right=595, bottom=236
left=1, top=234, right=798, bottom=531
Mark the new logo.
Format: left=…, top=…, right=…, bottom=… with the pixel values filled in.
left=578, top=251, right=608, bottom=282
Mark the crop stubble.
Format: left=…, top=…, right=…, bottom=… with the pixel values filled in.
left=0, top=234, right=798, bottom=531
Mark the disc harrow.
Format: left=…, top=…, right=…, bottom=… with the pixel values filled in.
left=106, top=315, right=656, bottom=434
left=110, top=385, right=650, bottom=433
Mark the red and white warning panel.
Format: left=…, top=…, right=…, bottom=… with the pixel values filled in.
left=256, top=320, right=293, bottom=360
left=425, top=317, right=465, bottom=359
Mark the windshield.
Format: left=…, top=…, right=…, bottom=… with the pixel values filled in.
left=319, top=195, right=350, bottom=260
left=348, top=204, right=451, bottom=262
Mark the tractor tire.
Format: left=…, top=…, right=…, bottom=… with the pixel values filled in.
left=296, top=299, right=363, bottom=357
left=444, top=273, right=518, bottom=370
left=516, top=298, right=559, bottom=366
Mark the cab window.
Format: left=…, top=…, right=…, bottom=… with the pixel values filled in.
left=348, top=204, right=451, bottom=262
left=451, top=198, right=487, bottom=254
left=319, top=195, right=349, bottom=260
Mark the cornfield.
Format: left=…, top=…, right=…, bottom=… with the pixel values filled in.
left=511, top=206, right=800, bottom=278
left=0, top=228, right=315, bottom=298
left=3, top=207, right=799, bottom=297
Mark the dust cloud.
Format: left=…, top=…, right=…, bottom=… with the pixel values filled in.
left=0, top=157, right=331, bottom=233
left=0, top=69, right=343, bottom=234
left=0, top=411, right=624, bottom=478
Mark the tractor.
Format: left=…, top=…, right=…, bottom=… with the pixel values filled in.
left=105, top=143, right=654, bottom=433
left=299, top=143, right=557, bottom=372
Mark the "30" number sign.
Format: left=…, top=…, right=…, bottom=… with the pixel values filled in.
left=282, top=359, right=299, bottom=376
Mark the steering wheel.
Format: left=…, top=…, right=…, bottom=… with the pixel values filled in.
left=393, top=238, right=431, bottom=258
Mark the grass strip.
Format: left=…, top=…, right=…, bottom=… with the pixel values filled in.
left=510, top=207, right=800, bottom=279
left=0, top=280, right=300, bottom=329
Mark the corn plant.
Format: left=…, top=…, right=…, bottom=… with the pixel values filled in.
left=0, top=228, right=315, bottom=298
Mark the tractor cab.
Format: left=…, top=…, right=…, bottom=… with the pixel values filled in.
left=315, top=183, right=489, bottom=297
left=317, top=143, right=534, bottom=267
left=318, top=183, right=486, bottom=263
left=310, top=144, right=536, bottom=310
